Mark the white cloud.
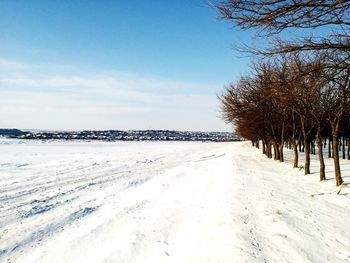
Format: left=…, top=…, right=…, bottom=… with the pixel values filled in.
left=0, top=59, right=30, bottom=70
left=0, top=59, right=231, bottom=131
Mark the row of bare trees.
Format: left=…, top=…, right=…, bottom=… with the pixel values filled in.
left=215, top=0, right=350, bottom=186
left=220, top=52, right=350, bottom=186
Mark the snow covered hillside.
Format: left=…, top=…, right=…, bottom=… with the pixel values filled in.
left=1, top=139, right=349, bottom=263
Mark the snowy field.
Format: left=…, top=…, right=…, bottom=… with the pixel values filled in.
left=1, top=139, right=350, bottom=263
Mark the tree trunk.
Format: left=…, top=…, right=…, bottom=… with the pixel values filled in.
left=279, top=143, right=284, bottom=162
left=304, top=136, right=311, bottom=175
left=267, top=141, right=272, bottom=159
left=342, top=136, right=346, bottom=159
left=273, top=142, right=279, bottom=160
left=279, top=122, right=284, bottom=162
left=293, top=139, right=299, bottom=168
left=262, top=140, right=266, bottom=155
left=347, top=138, right=350, bottom=160
left=328, top=137, right=332, bottom=158
left=332, top=132, right=343, bottom=186
left=301, top=118, right=310, bottom=175
left=316, top=127, right=326, bottom=181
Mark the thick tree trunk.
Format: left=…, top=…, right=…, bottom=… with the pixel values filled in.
left=293, top=139, right=299, bottom=168
left=332, top=132, right=343, bottom=186
left=279, top=143, right=284, bottom=162
left=328, top=137, right=332, bottom=158
left=273, top=142, right=279, bottom=160
left=316, top=127, right=326, bottom=181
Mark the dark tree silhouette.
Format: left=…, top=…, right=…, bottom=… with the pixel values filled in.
left=214, top=0, right=350, bottom=54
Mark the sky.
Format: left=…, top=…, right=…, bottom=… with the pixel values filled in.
left=0, top=0, right=252, bottom=132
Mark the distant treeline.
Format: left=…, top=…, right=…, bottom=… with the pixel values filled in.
left=1, top=129, right=239, bottom=142
left=0, top=129, right=28, bottom=136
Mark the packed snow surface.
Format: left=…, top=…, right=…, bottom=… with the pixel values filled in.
left=1, top=139, right=350, bottom=263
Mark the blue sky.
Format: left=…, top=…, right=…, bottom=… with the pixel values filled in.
left=0, top=0, right=252, bottom=131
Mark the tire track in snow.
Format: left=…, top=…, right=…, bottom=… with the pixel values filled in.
left=1, top=141, right=230, bottom=263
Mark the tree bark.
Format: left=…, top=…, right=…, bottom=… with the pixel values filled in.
left=293, top=139, right=299, bottom=168
left=273, top=142, right=279, bottom=160
left=332, top=127, right=344, bottom=186
left=301, top=117, right=310, bottom=175
left=279, top=122, right=284, bottom=162
left=262, top=140, right=266, bottom=155
left=304, top=136, right=311, bottom=175
left=267, top=141, right=272, bottom=159
left=316, top=127, right=326, bottom=181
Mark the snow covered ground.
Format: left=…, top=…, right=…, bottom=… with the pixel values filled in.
left=0, top=139, right=349, bottom=263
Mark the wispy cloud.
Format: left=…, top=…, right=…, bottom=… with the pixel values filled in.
left=0, top=59, right=229, bottom=131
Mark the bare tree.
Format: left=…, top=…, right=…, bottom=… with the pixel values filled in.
left=323, top=54, right=350, bottom=185
left=214, top=0, right=350, bottom=54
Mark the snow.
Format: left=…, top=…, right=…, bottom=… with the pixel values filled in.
left=1, top=139, right=350, bottom=262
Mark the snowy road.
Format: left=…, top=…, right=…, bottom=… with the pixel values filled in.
left=1, top=139, right=350, bottom=262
